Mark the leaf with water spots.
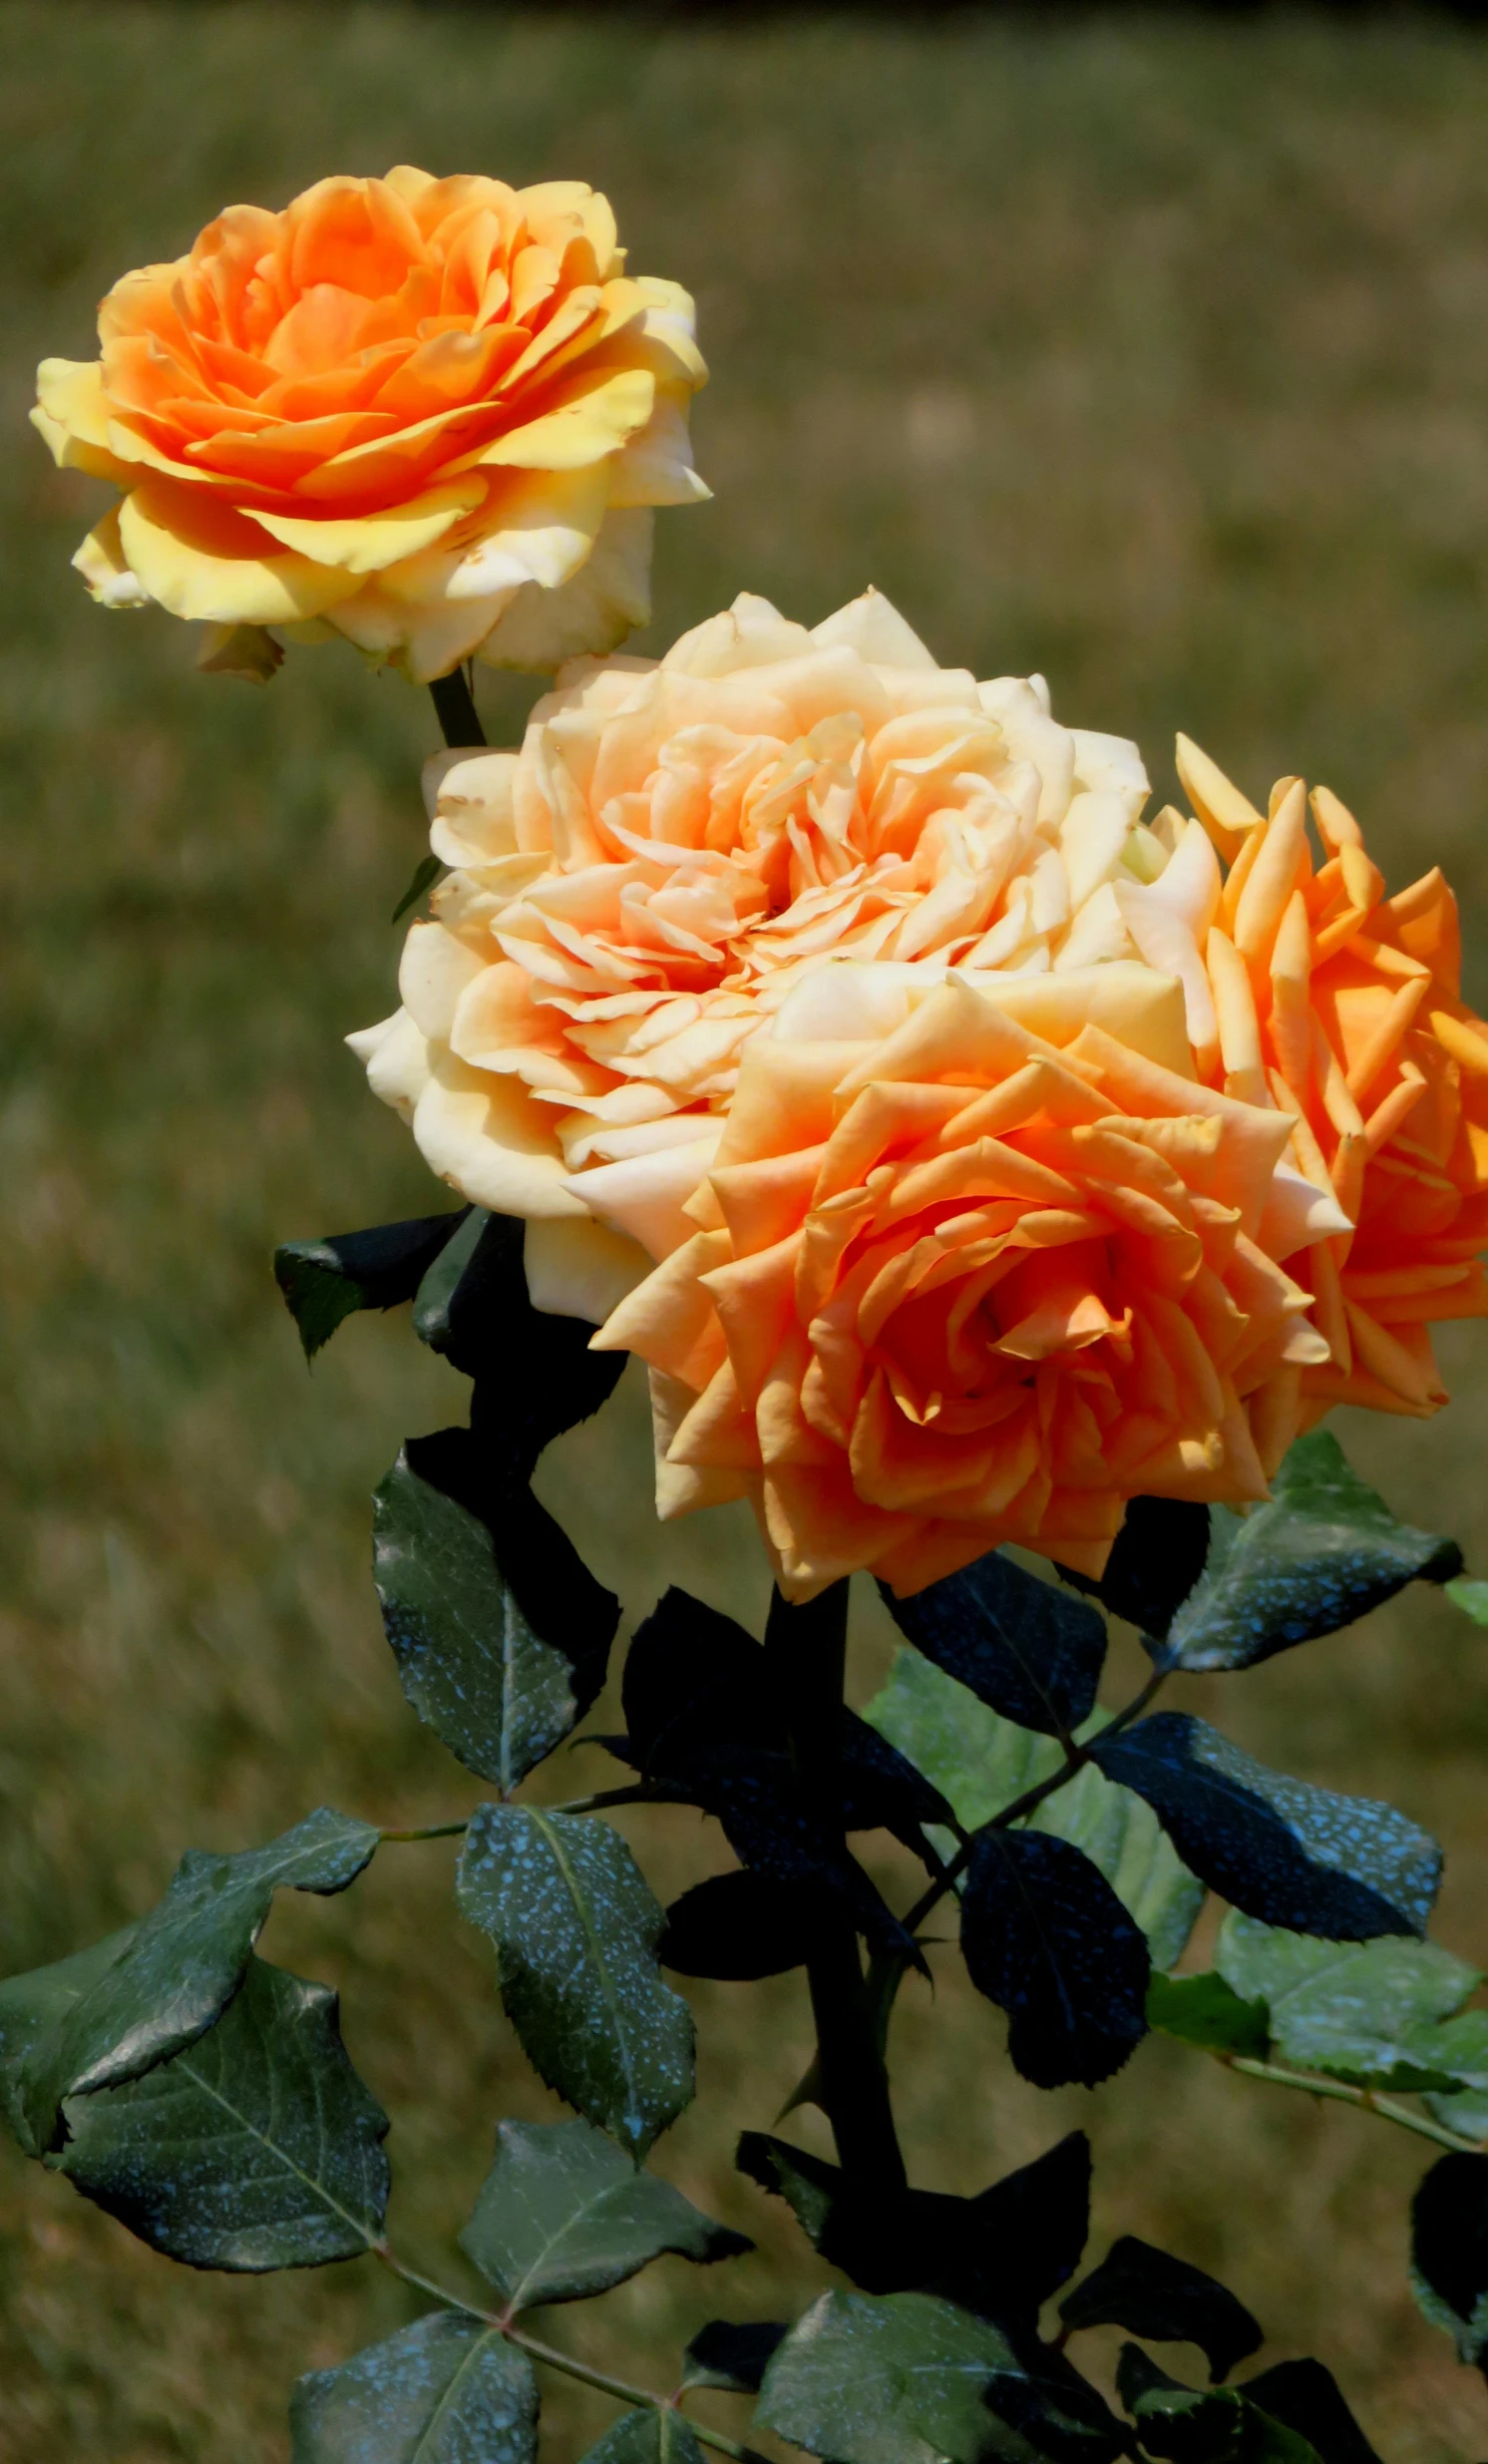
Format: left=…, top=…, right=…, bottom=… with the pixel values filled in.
left=459, top=2117, right=748, bottom=2309
left=457, top=1808, right=694, bottom=2160
left=290, top=2311, right=538, bottom=2464
left=373, top=1446, right=614, bottom=1791
left=1090, top=1715, right=1440, bottom=1941
left=1160, top=1432, right=1461, bottom=1674
left=53, top=1956, right=389, bottom=2269
left=16, top=1808, right=379, bottom=2153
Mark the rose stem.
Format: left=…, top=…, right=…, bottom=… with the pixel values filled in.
left=429, top=665, right=487, bottom=748
left=765, top=1578, right=908, bottom=2194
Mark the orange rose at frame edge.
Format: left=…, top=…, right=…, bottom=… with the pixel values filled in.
left=1156, top=737, right=1488, bottom=1426
left=589, top=962, right=1349, bottom=1602
left=32, top=168, right=706, bottom=682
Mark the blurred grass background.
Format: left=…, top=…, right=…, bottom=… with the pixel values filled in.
left=5, top=3, right=1488, bottom=2456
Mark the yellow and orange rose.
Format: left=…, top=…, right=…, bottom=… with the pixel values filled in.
left=1160, top=737, right=1488, bottom=1424
left=32, top=168, right=705, bottom=680
left=595, top=966, right=1343, bottom=1599
left=351, top=587, right=1168, bottom=1312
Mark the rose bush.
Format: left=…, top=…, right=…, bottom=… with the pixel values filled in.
left=32, top=168, right=705, bottom=680
left=592, top=965, right=1344, bottom=1598
left=352, top=587, right=1168, bottom=1312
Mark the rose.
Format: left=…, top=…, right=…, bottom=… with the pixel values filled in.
left=588, top=964, right=1346, bottom=1600
left=351, top=586, right=1167, bottom=1313
left=32, top=168, right=705, bottom=681
left=1126, top=736, right=1488, bottom=1422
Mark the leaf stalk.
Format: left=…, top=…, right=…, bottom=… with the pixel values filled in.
left=373, top=2247, right=758, bottom=2459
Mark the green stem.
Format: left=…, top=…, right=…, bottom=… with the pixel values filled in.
left=380, top=1785, right=657, bottom=1844
left=429, top=667, right=486, bottom=748
left=375, top=2250, right=757, bottom=2461
left=1219, top=2054, right=1488, bottom=2156
left=765, top=1581, right=908, bottom=2194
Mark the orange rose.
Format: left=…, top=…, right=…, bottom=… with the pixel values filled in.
left=1156, top=738, right=1488, bottom=1422
left=591, top=966, right=1346, bottom=1601
left=351, top=588, right=1166, bottom=1316
left=32, top=169, right=705, bottom=681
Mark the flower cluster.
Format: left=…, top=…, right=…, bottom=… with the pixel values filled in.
left=349, top=584, right=1488, bottom=1598
left=32, top=169, right=705, bottom=680
left=37, top=175, right=1488, bottom=1603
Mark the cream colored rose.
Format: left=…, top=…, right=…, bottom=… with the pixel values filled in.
left=32, top=170, right=705, bottom=682
left=352, top=587, right=1186, bottom=1313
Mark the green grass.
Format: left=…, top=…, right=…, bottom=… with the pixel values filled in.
left=5, top=4, right=1488, bottom=2455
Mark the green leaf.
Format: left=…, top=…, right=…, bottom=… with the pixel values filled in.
left=1216, top=1912, right=1488, bottom=2092
left=456, top=1808, right=694, bottom=2160
left=412, top=1207, right=491, bottom=1349
left=392, top=852, right=448, bottom=924
left=0, top=1926, right=137, bottom=2157
left=290, top=2311, right=538, bottom=2464
left=1162, top=1432, right=1462, bottom=1674
left=756, top=2290, right=1026, bottom=2464
left=274, top=1213, right=468, bottom=1362
left=1445, top=1576, right=1488, bottom=1626
left=1423, top=2082, right=1488, bottom=2143
left=1118, top=2347, right=1322, bottom=2462
left=53, top=1957, right=389, bottom=2269
left=372, top=1449, right=591, bottom=1790
left=1145, top=1973, right=1270, bottom=2060
left=459, top=2118, right=748, bottom=2309
left=864, top=1651, right=1203, bottom=1970
left=577, top=2410, right=706, bottom=2464
left=17, top=1808, right=379, bottom=2153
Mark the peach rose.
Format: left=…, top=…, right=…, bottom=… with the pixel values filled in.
left=32, top=169, right=705, bottom=681
left=1136, top=737, right=1488, bottom=1423
left=351, top=587, right=1172, bottom=1313
left=590, top=966, right=1346, bottom=1601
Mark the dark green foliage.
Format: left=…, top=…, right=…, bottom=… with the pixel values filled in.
left=1160, top=1434, right=1462, bottom=1675
left=1117, top=2345, right=1323, bottom=2461
left=576, top=2410, right=706, bottom=2464
left=657, top=1870, right=829, bottom=1979
left=274, top=1212, right=468, bottom=1362
left=455, top=1808, right=694, bottom=2160
left=611, top=1588, right=938, bottom=1962
left=1058, top=2238, right=1261, bottom=2382
left=411, top=1210, right=626, bottom=1485
left=681, top=2319, right=788, bottom=2394
left=458, top=2118, right=748, bottom=2310
left=405, top=1427, right=618, bottom=1725
left=1410, top=2151, right=1488, bottom=2366
left=736, top=2129, right=1091, bottom=2325
left=619, top=1587, right=951, bottom=1848
left=1238, top=2364, right=1381, bottom=2464
left=1090, top=1716, right=1441, bottom=1940
left=372, top=1445, right=615, bottom=1790
left=54, top=1957, right=389, bottom=2270
left=1144, top=1974, right=1270, bottom=2060
left=290, top=2312, right=538, bottom=2464
left=877, top=1549, right=1107, bottom=1737
left=960, top=1829, right=1151, bottom=2088
left=757, top=2288, right=1125, bottom=2464
left=1063, top=1498, right=1214, bottom=1644
left=0, top=1926, right=139, bottom=2158
left=14, top=1809, right=378, bottom=2154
